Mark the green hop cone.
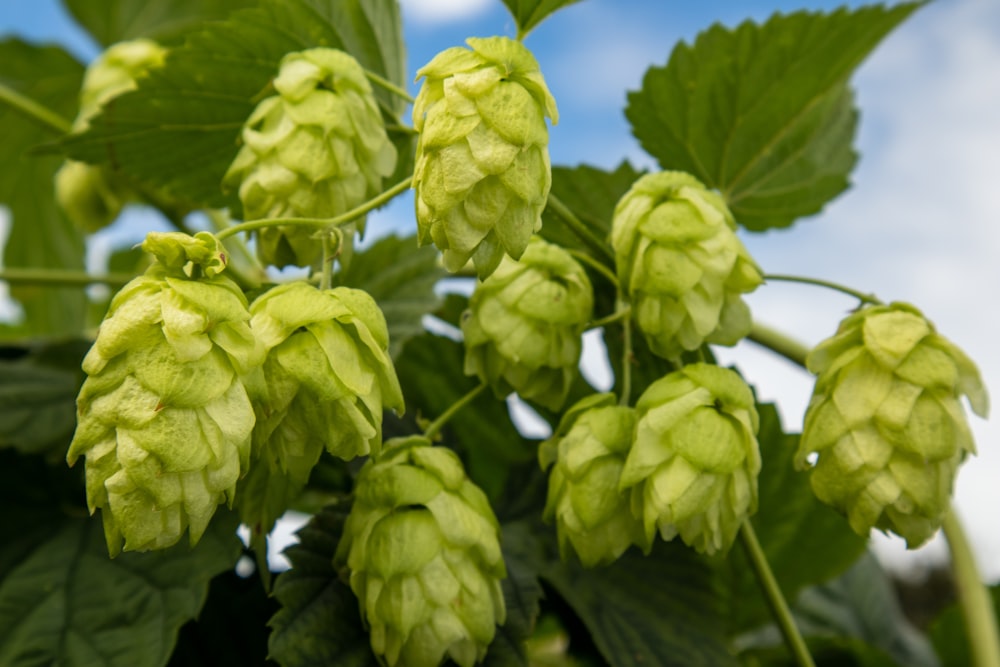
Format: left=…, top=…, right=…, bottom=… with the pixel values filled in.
left=237, top=281, right=404, bottom=537
left=796, top=302, right=989, bottom=547
left=610, top=172, right=763, bottom=361
left=223, top=47, right=397, bottom=267
left=619, top=363, right=761, bottom=555
left=67, top=231, right=260, bottom=555
left=461, top=237, right=593, bottom=411
left=540, top=393, right=651, bottom=567
left=56, top=38, right=167, bottom=233
left=412, top=36, right=558, bottom=278
left=336, top=436, right=506, bottom=667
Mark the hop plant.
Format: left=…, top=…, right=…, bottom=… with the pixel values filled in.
left=611, top=171, right=763, bottom=361
left=795, top=302, right=989, bottom=547
left=237, top=281, right=404, bottom=537
left=223, top=47, right=398, bottom=267
left=619, top=363, right=761, bottom=555
left=336, top=436, right=506, bottom=667
left=540, top=393, right=650, bottom=567
left=412, top=36, right=558, bottom=278
left=66, top=232, right=260, bottom=555
left=55, top=38, right=167, bottom=232
left=461, top=237, right=592, bottom=411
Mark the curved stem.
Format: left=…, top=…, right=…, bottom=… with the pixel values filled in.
left=423, top=383, right=488, bottom=441
left=216, top=177, right=413, bottom=241
left=365, top=70, right=415, bottom=104
left=0, top=81, right=72, bottom=134
left=618, top=293, right=633, bottom=407
left=740, top=521, right=817, bottom=667
left=566, top=248, right=618, bottom=287
left=0, top=268, right=135, bottom=288
left=589, top=306, right=630, bottom=331
left=545, top=193, right=615, bottom=263
left=763, top=273, right=882, bottom=306
left=747, top=321, right=811, bottom=369
left=319, top=229, right=343, bottom=291
left=942, top=509, right=1000, bottom=667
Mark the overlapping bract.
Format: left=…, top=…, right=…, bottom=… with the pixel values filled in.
left=620, top=364, right=761, bottom=555
left=223, top=47, right=397, bottom=267
left=412, top=36, right=558, bottom=278
left=67, top=232, right=259, bottom=555
left=237, top=281, right=403, bottom=536
left=461, top=238, right=592, bottom=411
left=611, top=172, right=763, bottom=361
left=796, top=302, right=989, bottom=547
left=540, top=393, right=650, bottom=567
left=55, top=38, right=167, bottom=232
left=336, top=436, right=506, bottom=667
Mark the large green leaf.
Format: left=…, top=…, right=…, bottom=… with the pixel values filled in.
left=499, top=0, right=585, bottom=38
left=0, top=449, right=243, bottom=667
left=62, top=0, right=258, bottom=47
left=60, top=0, right=408, bottom=214
left=0, top=39, right=87, bottom=339
left=625, top=4, right=921, bottom=231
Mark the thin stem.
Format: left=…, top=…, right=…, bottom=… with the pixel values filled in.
left=566, top=248, right=618, bottom=287
left=423, top=383, right=488, bottom=441
left=319, top=230, right=342, bottom=291
left=0, top=268, right=135, bottom=288
left=618, top=292, right=633, bottom=407
left=763, top=273, right=882, bottom=306
left=365, top=70, right=415, bottom=104
left=747, top=321, right=811, bottom=369
left=942, top=509, right=1000, bottom=667
left=740, top=521, right=817, bottom=667
left=589, top=306, right=630, bottom=331
left=545, top=193, right=615, bottom=263
left=216, top=176, right=413, bottom=241
left=0, top=81, right=73, bottom=134
left=206, top=209, right=267, bottom=280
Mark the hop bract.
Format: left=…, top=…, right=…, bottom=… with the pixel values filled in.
left=796, top=302, right=989, bottom=547
left=56, top=38, right=167, bottom=232
left=611, top=172, right=763, bottom=361
left=540, top=393, right=650, bottom=567
left=461, top=237, right=592, bottom=411
left=223, top=48, right=397, bottom=267
left=620, top=364, right=761, bottom=555
left=336, top=436, right=506, bottom=667
left=67, top=232, right=260, bottom=555
left=237, top=281, right=404, bottom=536
left=412, top=36, right=558, bottom=278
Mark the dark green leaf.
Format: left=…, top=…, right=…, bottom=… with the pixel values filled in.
left=332, top=234, right=444, bottom=359
left=500, top=0, right=585, bottom=38
left=929, top=584, right=1000, bottom=667
left=61, top=0, right=408, bottom=214
left=0, top=39, right=87, bottom=338
left=625, top=4, right=921, bottom=231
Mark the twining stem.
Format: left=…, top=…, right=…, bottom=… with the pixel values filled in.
left=216, top=176, right=413, bottom=241
left=566, top=248, right=619, bottom=287
left=0, top=82, right=73, bottom=134
left=423, top=383, right=488, bottom=441
left=740, top=521, right=817, bottom=667
left=319, top=230, right=342, bottom=291
left=545, top=193, right=615, bottom=263
left=0, top=268, right=135, bottom=288
left=365, top=70, right=415, bottom=104
left=763, top=273, right=882, bottom=306
left=618, top=293, right=633, bottom=407
left=942, top=509, right=1000, bottom=667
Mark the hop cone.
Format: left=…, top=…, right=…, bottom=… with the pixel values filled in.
left=461, top=238, right=592, bottom=411
left=237, top=281, right=404, bottom=537
left=336, top=436, right=506, bottom=667
left=796, top=302, right=989, bottom=547
left=67, top=232, right=260, bottom=555
left=223, top=48, right=397, bottom=267
left=540, top=393, right=650, bottom=567
left=55, top=38, right=167, bottom=232
left=620, top=363, right=761, bottom=555
left=412, top=36, right=558, bottom=278
left=610, top=172, right=763, bottom=361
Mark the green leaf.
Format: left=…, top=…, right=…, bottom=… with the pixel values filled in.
left=268, top=505, right=380, bottom=667
left=625, top=4, right=921, bottom=231
left=500, top=0, right=585, bottom=39
left=0, top=448, right=243, bottom=667
left=332, top=234, right=444, bottom=359
left=929, top=584, right=1000, bottom=667
left=0, top=39, right=87, bottom=338
left=60, top=0, right=408, bottom=214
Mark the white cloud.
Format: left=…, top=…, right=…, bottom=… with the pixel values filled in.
left=399, top=0, right=493, bottom=25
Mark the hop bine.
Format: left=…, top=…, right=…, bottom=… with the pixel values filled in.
left=796, top=302, right=989, bottom=547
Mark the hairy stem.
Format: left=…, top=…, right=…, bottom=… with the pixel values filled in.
left=763, top=273, right=882, bottom=306
left=0, top=268, right=135, bottom=288
left=0, top=82, right=73, bottom=134
left=545, top=193, right=615, bottom=263
left=423, top=383, right=488, bottom=441
left=942, top=509, right=1000, bottom=667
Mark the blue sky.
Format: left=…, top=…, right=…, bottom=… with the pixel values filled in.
left=2, top=0, right=999, bottom=578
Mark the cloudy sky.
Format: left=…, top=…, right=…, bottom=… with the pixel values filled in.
left=2, top=0, right=998, bottom=579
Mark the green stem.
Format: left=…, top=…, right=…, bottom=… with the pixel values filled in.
left=618, top=292, right=633, bottom=406
left=589, top=306, right=630, bottom=331
left=566, top=248, right=619, bottom=287
left=0, top=268, right=135, bottom=288
left=0, top=81, right=73, bottom=134
left=216, top=176, right=413, bottom=241
left=319, top=230, right=341, bottom=291
left=746, top=321, right=811, bottom=369
left=942, top=509, right=1000, bottom=667
left=365, top=70, right=415, bottom=104
left=740, top=521, right=817, bottom=667
left=546, top=193, right=615, bottom=263
left=423, top=383, right=488, bottom=441
left=763, top=273, right=882, bottom=306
